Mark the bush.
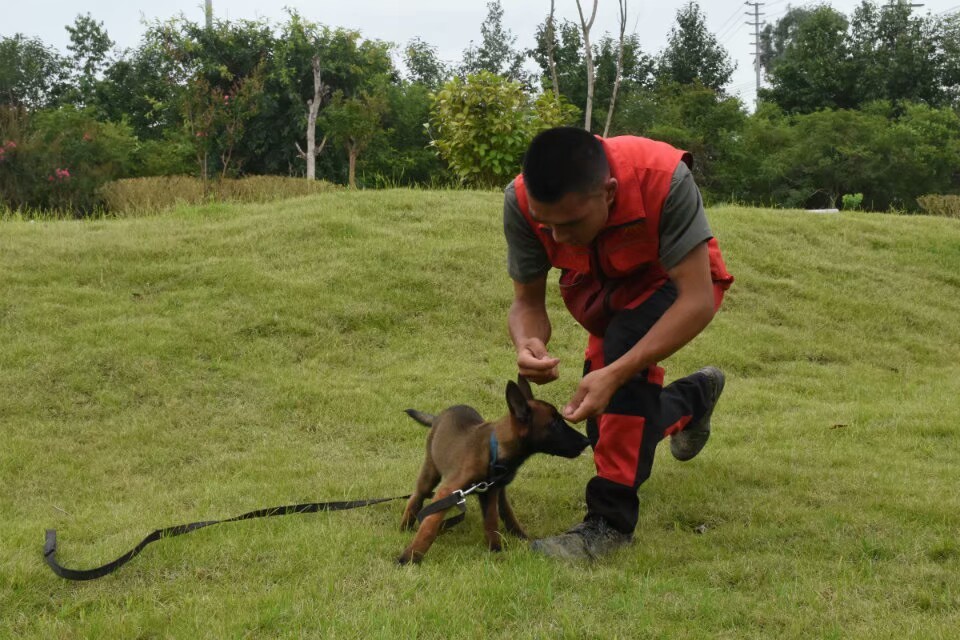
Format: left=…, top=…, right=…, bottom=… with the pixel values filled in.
left=429, top=71, right=578, bottom=188
left=916, top=195, right=960, bottom=219
left=0, top=106, right=137, bottom=215
left=842, top=193, right=864, bottom=210
left=98, top=175, right=339, bottom=215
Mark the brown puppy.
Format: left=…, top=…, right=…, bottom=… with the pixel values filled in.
left=398, top=377, right=590, bottom=565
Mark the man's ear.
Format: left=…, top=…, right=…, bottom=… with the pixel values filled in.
left=516, top=375, right=534, bottom=401
left=506, top=381, right=532, bottom=424
left=605, top=177, right=618, bottom=207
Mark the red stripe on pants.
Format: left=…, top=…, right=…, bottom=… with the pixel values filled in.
left=594, top=413, right=646, bottom=486
left=663, top=414, right=692, bottom=438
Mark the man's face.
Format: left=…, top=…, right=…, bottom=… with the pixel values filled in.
left=528, top=178, right=617, bottom=246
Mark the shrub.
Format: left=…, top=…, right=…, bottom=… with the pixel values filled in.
left=842, top=193, right=864, bottom=210
left=429, top=71, right=578, bottom=188
left=916, top=194, right=960, bottom=219
left=0, top=106, right=137, bottom=215
left=98, top=175, right=339, bottom=215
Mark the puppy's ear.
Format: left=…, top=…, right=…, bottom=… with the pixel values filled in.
left=506, top=381, right=532, bottom=424
left=516, top=375, right=534, bottom=401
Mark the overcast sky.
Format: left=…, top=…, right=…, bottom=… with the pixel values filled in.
left=3, top=0, right=959, bottom=105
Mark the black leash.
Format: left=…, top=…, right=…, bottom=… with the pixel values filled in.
left=45, top=436, right=516, bottom=581
left=44, top=496, right=409, bottom=581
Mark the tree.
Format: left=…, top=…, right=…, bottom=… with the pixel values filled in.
left=850, top=1, right=943, bottom=107
left=404, top=38, right=449, bottom=89
left=92, top=38, right=184, bottom=141
left=65, top=13, right=114, bottom=107
left=759, top=6, right=856, bottom=113
left=615, top=83, right=747, bottom=199
left=941, top=12, right=960, bottom=108
left=297, top=56, right=329, bottom=181
left=0, top=35, right=69, bottom=109
left=322, top=88, right=388, bottom=188
left=460, top=1, right=527, bottom=83
left=429, top=71, right=578, bottom=187
left=545, top=0, right=561, bottom=99
left=657, top=2, right=735, bottom=93
left=759, top=6, right=815, bottom=72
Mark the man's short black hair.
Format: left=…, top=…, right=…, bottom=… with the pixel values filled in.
left=522, top=127, right=609, bottom=203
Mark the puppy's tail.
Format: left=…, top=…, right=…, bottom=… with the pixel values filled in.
left=404, top=409, right=435, bottom=427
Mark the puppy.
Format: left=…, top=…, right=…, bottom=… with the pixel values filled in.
left=398, top=376, right=589, bottom=564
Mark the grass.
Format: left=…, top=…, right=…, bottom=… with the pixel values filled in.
left=1, top=190, right=959, bottom=638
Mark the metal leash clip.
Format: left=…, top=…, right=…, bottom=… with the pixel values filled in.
left=460, top=481, right=492, bottom=498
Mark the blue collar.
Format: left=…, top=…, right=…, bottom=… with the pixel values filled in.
left=488, top=432, right=499, bottom=477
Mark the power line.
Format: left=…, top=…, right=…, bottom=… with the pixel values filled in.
left=719, top=22, right=747, bottom=46
left=715, top=3, right=747, bottom=35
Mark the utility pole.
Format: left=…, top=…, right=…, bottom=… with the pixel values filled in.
left=205, top=0, right=213, bottom=29
left=745, top=2, right=764, bottom=110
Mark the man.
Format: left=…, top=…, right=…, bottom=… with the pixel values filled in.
left=503, top=127, right=734, bottom=560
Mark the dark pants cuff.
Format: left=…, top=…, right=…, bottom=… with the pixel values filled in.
left=585, top=476, right=638, bottom=534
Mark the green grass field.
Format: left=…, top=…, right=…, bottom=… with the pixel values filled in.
left=2, top=190, right=959, bottom=638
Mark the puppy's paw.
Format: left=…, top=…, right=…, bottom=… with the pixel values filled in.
left=397, top=549, right=423, bottom=565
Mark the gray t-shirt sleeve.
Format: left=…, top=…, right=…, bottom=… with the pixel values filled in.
left=503, top=180, right=551, bottom=283
left=658, top=162, right=713, bottom=271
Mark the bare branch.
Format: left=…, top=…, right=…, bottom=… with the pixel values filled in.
left=604, top=0, right=628, bottom=137
left=575, top=0, right=599, bottom=131
left=547, top=0, right=560, bottom=99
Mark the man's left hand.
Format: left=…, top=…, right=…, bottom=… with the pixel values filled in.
left=563, top=368, right=622, bottom=423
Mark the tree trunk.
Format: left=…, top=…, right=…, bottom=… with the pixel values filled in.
left=304, top=56, right=327, bottom=181
left=547, top=0, right=561, bottom=99
left=603, top=0, right=628, bottom=137
left=575, top=0, right=599, bottom=131
left=348, top=142, right=358, bottom=189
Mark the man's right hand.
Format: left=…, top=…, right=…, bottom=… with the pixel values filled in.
left=517, top=338, right=560, bottom=384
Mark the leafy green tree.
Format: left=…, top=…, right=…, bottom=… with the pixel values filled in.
left=657, top=2, right=735, bottom=93
left=429, top=71, right=577, bottom=187
left=362, top=81, right=451, bottom=187
left=0, top=35, right=69, bottom=109
left=614, top=82, right=747, bottom=200
left=940, top=13, right=960, bottom=107
left=850, top=2, right=942, bottom=107
left=460, top=1, right=527, bottom=84
left=93, top=39, right=184, bottom=142
left=758, top=6, right=815, bottom=72
left=321, top=87, right=388, bottom=188
left=270, top=15, right=394, bottom=183
left=760, top=6, right=856, bottom=113
left=65, top=13, right=115, bottom=107
left=404, top=38, right=449, bottom=90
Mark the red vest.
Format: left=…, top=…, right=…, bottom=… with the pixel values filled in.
left=514, top=136, right=734, bottom=337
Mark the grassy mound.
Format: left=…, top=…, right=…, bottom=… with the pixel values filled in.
left=2, top=191, right=958, bottom=637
